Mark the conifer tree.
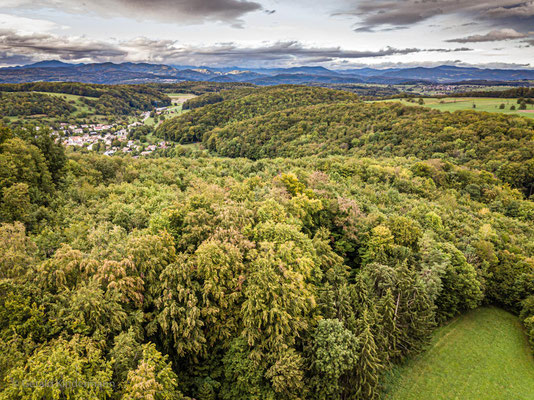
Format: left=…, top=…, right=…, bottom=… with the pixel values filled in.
left=354, top=308, right=382, bottom=400
left=317, top=263, right=355, bottom=325
left=395, top=263, right=436, bottom=357
left=376, top=288, right=400, bottom=365
left=353, top=273, right=371, bottom=316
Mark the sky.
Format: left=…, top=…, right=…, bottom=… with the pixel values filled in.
left=0, top=0, right=533, bottom=69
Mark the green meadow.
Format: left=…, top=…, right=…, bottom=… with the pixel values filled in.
left=382, top=97, right=534, bottom=119
left=382, top=307, right=534, bottom=400
left=32, top=91, right=97, bottom=114
left=167, top=92, right=197, bottom=103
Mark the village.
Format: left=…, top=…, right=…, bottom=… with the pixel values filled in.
left=59, top=110, right=171, bottom=156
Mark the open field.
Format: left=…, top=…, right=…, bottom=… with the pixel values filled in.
left=3, top=91, right=135, bottom=124
left=395, top=84, right=521, bottom=96
left=379, top=97, right=534, bottom=119
left=32, top=91, right=97, bottom=115
left=166, top=93, right=197, bottom=104
left=382, top=307, right=534, bottom=400
left=143, top=103, right=185, bottom=127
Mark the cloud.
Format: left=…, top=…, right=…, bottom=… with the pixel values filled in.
left=0, top=13, right=60, bottom=34
left=119, top=40, right=472, bottom=66
left=333, top=60, right=532, bottom=70
left=0, top=51, right=34, bottom=67
left=446, top=28, right=529, bottom=43
left=6, top=0, right=262, bottom=25
left=354, top=25, right=409, bottom=33
left=337, top=1, right=534, bottom=31
left=0, top=31, right=474, bottom=68
left=0, top=29, right=127, bottom=62
left=485, top=2, right=534, bottom=18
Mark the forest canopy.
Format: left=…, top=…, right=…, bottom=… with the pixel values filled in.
left=0, top=84, right=533, bottom=400
left=156, top=85, right=534, bottom=197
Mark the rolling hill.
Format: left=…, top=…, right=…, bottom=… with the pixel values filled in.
left=1, top=60, right=533, bottom=84
left=155, top=85, right=534, bottom=197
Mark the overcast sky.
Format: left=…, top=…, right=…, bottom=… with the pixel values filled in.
left=0, top=0, right=533, bottom=68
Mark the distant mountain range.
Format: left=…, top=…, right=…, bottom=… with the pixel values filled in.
left=0, top=60, right=533, bottom=85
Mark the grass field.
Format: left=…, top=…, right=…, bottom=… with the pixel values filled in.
left=382, top=307, right=534, bottom=400
left=143, top=103, right=185, bottom=127
left=26, top=91, right=117, bottom=122
left=166, top=93, right=196, bottom=104
left=32, top=91, right=97, bottom=114
left=380, top=97, right=534, bottom=119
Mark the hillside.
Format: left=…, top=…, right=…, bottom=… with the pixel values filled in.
left=1, top=61, right=534, bottom=84
left=156, top=85, right=359, bottom=142
left=156, top=85, right=534, bottom=197
left=0, top=82, right=171, bottom=125
left=383, top=307, right=534, bottom=400
left=0, top=92, right=75, bottom=117
left=2, top=0, right=534, bottom=397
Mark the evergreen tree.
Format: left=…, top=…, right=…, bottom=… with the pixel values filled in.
left=354, top=308, right=382, bottom=400
left=395, top=263, right=436, bottom=357
left=376, top=288, right=400, bottom=365
left=352, top=273, right=371, bottom=317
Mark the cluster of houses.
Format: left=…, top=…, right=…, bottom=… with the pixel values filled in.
left=410, top=84, right=496, bottom=96
left=59, top=116, right=169, bottom=156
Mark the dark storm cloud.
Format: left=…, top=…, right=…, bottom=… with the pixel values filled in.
left=9, top=0, right=262, bottom=25
left=0, top=29, right=127, bottom=62
left=337, top=1, right=534, bottom=31
left=0, top=51, right=34, bottom=66
left=446, top=29, right=529, bottom=43
left=484, top=2, right=534, bottom=18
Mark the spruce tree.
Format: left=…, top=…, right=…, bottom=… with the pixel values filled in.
left=395, top=263, right=436, bottom=357
left=353, top=273, right=371, bottom=315
left=376, top=288, right=400, bottom=365
left=354, top=308, right=382, bottom=400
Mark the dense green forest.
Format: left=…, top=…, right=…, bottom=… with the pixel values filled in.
left=156, top=86, right=534, bottom=198
left=156, top=86, right=359, bottom=142
left=182, top=93, right=224, bottom=110
left=312, top=84, right=401, bottom=99
left=0, top=84, right=533, bottom=400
